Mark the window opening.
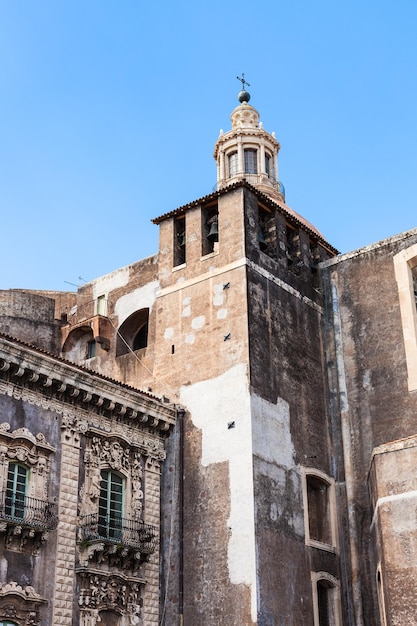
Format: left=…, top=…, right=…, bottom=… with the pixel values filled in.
left=116, top=308, right=149, bottom=357
left=258, top=206, right=277, bottom=259
left=286, top=225, right=302, bottom=271
left=98, top=470, right=124, bottom=541
left=86, top=340, right=96, bottom=359
left=6, top=463, right=28, bottom=521
left=97, top=294, right=106, bottom=316
left=228, top=151, right=238, bottom=177
left=307, top=475, right=331, bottom=545
left=133, top=322, right=148, bottom=351
left=265, top=153, right=274, bottom=178
left=376, top=567, right=388, bottom=626
left=413, top=266, right=417, bottom=308
left=202, top=204, right=219, bottom=256
left=244, top=149, right=257, bottom=174
left=174, top=216, right=186, bottom=266
left=317, top=580, right=335, bottom=626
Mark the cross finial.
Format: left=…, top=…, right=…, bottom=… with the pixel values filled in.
left=236, top=73, right=250, bottom=90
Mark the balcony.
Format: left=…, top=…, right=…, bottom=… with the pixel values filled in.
left=78, top=514, right=158, bottom=554
left=0, top=492, right=58, bottom=532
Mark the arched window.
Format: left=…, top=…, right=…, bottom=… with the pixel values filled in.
left=244, top=149, right=257, bottom=174
left=116, top=308, right=150, bottom=357
left=5, top=462, right=28, bottom=521
left=98, top=469, right=124, bottom=541
left=311, top=572, right=342, bottom=626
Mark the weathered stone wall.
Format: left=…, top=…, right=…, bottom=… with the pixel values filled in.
left=321, top=228, right=417, bottom=625
left=242, top=189, right=338, bottom=624
left=0, top=289, right=64, bottom=352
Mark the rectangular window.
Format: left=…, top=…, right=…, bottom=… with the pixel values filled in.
left=202, top=204, right=219, bottom=256
left=228, top=152, right=238, bottom=177
left=265, top=154, right=271, bottom=176
left=86, top=340, right=96, bottom=359
left=97, top=294, right=106, bottom=316
left=244, top=149, right=257, bottom=174
left=6, top=463, right=28, bottom=521
left=174, top=217, right=186, bottom=267
left=98, top=470, right=124, bottom=540
left=302, top=468, right=337, bottom=551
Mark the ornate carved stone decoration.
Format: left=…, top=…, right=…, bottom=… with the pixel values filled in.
left=0, top=423, right=57, bottom=552
left=78, top=572, right=144, bottom=626
left=0, top=581, right=46, bottom=626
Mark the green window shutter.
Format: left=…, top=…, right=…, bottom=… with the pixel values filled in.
left=6, top=463, right=28, bottom=520
left=98, top=470, right=124, bottom=540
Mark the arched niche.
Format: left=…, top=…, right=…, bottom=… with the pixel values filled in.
left=116, top=309, right=149, bottom=357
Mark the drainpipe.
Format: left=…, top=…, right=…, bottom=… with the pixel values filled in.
left=177, top=407, right=185, bottom=625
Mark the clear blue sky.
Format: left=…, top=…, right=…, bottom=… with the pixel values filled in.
left=1, top=1, right=416, bottom=291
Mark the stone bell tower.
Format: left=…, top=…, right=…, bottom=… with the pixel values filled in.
left=152, top=82, right=339, bottom=625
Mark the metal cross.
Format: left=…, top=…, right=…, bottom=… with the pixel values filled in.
left=236, top=73, right=250, bottom=90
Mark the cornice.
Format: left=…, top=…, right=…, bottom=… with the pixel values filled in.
left=0, top=335, right=176, bottom=434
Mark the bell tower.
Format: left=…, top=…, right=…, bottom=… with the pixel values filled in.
left=213, top=77, right=285, bottom=202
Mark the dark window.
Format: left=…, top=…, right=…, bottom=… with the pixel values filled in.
left=307, top=475, right=331, bottom=545
left=265, top=153, right=271, bottom=176
left=317, top=579, right=338, bottom=626
left=133, top=322, right=149, bottom=350
left=116, top=308, right=149, bottom=357
left=86, top=340, right=96, bottom=359
left=174, top=216, right=186, bottom=266
left=244, top=149, right=257, bottom=174
left=98, top=470, right=124, bottom=541
left=6, top=463, right=27, bottom=521
left=412, top=266, right=417, bottom=307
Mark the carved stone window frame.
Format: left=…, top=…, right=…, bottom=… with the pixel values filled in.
left=311, top=571, right=342, bottom=626
left=80, top=435, right=144, bottom=522
left=0, top=581, right=47, bottom=626
left=301, top=467, right=338, bottom=553
left=0, top=424, right=55, bottom=509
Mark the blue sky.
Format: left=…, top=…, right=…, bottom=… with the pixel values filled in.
left=1, top=1, right=416, bottom=290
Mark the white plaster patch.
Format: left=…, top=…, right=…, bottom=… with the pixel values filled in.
left=182, top=296, right=191, bottom=306
left=185, top=334, right=195, bottom=344
left=213, top=283, right=225, bottom=307
left=164, top=327, right=174, bottom=340
left=191, top=315, right=205, bottom=330
left=92, top=266, right=130, bottom=300
left=114, top=280, right=159, bottom=324
left=251, top=395, right=295, bottom=468
left=180, top=364, right=257, bottom=621
left=182, top=306, right=191, bottom=317
left=217, top=308, right=227, bottom=320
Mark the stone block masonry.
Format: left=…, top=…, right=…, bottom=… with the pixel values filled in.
left=51, top=432, right=80, bottom=625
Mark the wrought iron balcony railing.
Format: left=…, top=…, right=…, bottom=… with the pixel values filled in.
left=78, top=513, right=158, bottom=554
left=0, top=492, right=58, bottom=531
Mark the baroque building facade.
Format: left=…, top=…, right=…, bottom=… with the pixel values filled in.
left=0, top=88, right=416, bottom=625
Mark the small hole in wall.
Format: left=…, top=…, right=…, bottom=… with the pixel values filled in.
left=171, top=345, right=175, bottom=354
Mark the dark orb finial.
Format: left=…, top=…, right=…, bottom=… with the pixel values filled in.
left=236, top=73, right=251, bottom=103
left=238, top=90, right=250, bottom=103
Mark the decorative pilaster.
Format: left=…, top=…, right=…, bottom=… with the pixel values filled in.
left=51, top=416, right=82, bottom=625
